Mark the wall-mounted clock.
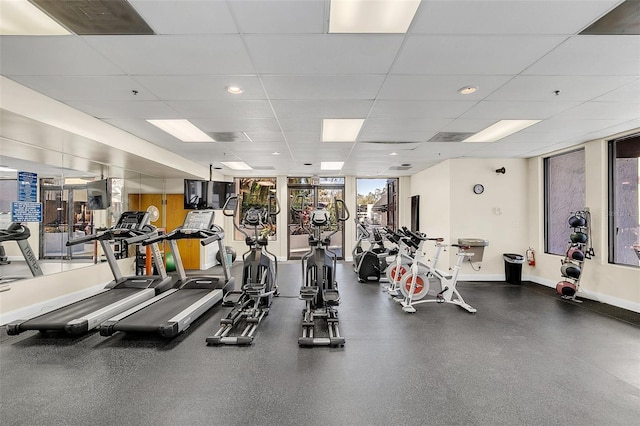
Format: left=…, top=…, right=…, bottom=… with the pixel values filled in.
left=473, top=184, right=484, bottom=194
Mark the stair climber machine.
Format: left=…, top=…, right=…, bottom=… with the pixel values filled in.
left=295, top=195, right=350, bottom=347
left=100, top=209, right=233, bottom=338
left=353, top=219, right=396, bottom=283
left=206, top=194, right=280, bottom=345
left=0, top=222, right=44, bottom=285
left=7, top=211, right=173, bottom=336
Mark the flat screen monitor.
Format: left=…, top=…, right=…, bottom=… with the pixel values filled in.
left=87, top=179, right=112, bottom=210
left=184, top=180, right=234, bottom=209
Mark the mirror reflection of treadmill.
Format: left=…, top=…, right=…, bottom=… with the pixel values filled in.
left=6, top=211, right=172, bottom=336
left=100, top=210, right=235, bottom=338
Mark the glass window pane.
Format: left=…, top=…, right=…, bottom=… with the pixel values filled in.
left=609, top=135, right=640, bottom=267
left=545, top=150, right=585, bottom=255
left=233, top=177, right=277, bottom=241
left=356, top=178, right=398, bottom=229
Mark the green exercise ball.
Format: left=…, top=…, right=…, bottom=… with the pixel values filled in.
left=165, top=252, right=176, bottom=272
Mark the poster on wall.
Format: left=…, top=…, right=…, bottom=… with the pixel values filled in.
left=17, top=171, right=37, bottom=202
left=11, top=201, right=42, bottom=223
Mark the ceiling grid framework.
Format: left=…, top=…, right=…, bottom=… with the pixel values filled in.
left=0, top=0, right=638, bottom=178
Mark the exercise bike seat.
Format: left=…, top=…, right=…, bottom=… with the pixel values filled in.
left=300, top=286, right=319, bottom=300
left=323, top=289, right=340, bottom=306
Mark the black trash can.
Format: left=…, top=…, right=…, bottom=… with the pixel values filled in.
left=503, top=253, right=525, bottom=284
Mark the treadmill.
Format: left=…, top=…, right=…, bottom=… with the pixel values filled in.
left=6, top=211, right=173, bottom=336
left=100, top=210, right=234, bottom=338
left=0, top=222, right=44, bottom=284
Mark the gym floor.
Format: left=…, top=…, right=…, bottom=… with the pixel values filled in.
left=1, top=261, right=639, bottom=426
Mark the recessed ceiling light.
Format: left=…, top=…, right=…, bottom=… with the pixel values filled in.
left=322, top=119, right=364, bottom=142
left=464, top=120, right=541, bottom=143
left=226, top=85, right=244, bottom=95
left=389, top=152, right=398, bottom=156
left=0, top=0, right=70, bottom=35
left=272, top=151, right=281, bottom=156
left=147, top=119, right=214, bottom=142
left=458, top=86, right=478, bottom=95
left=221, top=161, right=253, bottom=171
left=329, top=0, right=421, bottom=33
left=321, top=161, right=344, bottom=171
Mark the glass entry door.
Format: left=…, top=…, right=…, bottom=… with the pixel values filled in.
left=40, top=185, right=94, bottom=259
left=287, top=179, right=345, bottom=260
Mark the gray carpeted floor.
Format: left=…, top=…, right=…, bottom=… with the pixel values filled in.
left=1, top=261, right=639, bottom=425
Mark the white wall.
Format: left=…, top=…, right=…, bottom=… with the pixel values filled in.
left=526, top=138, right=640, bottom=312
left=409, top=159, right=528, bottom=277
left=407, top=136, right=639, bottom=313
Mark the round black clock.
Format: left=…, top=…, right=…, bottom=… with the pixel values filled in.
left=473, top=184, right=484, bottom=194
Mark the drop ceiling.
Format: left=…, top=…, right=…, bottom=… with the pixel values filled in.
left=1, top=0, right=639, bottom=178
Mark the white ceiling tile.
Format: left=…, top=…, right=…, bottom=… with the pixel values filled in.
left=84, top=35, right=255, bottom=75
left=361, top=118, right=453, bottom=135
left=554, top=101, right=640, bottom=120
left=130, top=0, right=238, bottom=34
left=245, top=34, right=403, bottom=74
left=522, top=117, right=626, bottom=137
left=189, top=118, right=281, bottom=133
left=523, top=35, right=640, bottom=76
left=279, top=118, right=320, bottom=133
left=394, top=35, right=567, bottom=75
left=133, top=75, right=267, bottom=100
left=230, top=0, right=326, bottom=34
left=411, top=1, right=621, bottom=35
left=594, top=78, right=640, bottom=102
left=487, top=75, right=638, bottom=101
left=0, top=36, right=123, bottom=75
left=262, top=75, right=385, bottom=100
left=370, top=100, right=478, bottom=118
left=8, top=75, right=157, bottom=101
left=378, top=75, right=513, bottom=100
left=438, top=118, right=499, bottom=133
left=460, top=100, right=581, bottom=120
left=271, top=100, right=373, bottom=118
left=165, top=100, right=275, bottom=119
left=66, top=100, right=177, bottom=119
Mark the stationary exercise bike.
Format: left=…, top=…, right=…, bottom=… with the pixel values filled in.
left=294, top=196, right=350, bottom=347
left=383, top=227, right=418, bottom=297
left=398, top=231, right=476, bottom=314
left=206, top=194, right=280, bottom=345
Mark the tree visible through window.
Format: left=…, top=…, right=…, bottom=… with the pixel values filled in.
left=233, top=178, right=277, bottom=241
left=544, top=150, right=586, bottom=256
left=356, top=178, right=398, bottom=229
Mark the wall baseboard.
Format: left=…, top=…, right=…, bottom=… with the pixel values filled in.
left=0, top=283, right=106, bottom=326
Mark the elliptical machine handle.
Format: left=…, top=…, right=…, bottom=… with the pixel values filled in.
left=334, top=199, right=350, bottom=222
left=267, top=193, right=281, bottom=217
left=222, top=194, right=238, bottom=217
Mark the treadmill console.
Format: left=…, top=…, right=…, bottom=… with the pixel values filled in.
left=182, top=210, right=215, bottom=231
left=115, top=211, right=150, bottom=230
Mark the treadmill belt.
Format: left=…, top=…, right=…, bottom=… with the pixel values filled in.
left=21, top=288, right=145, bottom=329
left=113, top=289, right=217, bottom=332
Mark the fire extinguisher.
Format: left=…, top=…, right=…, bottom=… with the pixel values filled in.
left=526, top=247, right=536, bottom=266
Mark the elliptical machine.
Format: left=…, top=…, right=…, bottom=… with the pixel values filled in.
left=294, top=196, right=350, bottom=347
left=353, top=219, right=394, bottom=283
left=206, top=194, right=280, bottom=345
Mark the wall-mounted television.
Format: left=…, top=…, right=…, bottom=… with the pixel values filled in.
left=87, top=178, right=112, bottom=210
left=184, top=180, right=234, bottom=210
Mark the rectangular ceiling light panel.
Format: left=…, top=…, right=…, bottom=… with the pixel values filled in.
left=321, top=161, right=344, bottom=170
left=221, top=161, right=253, bottom=171
left=464, top=120, right=541, bottom=143
left=147, top=119, right=214, bottom=142
left=0, top=0, right=70, bottom=35
left=322, top=118, right=364, bottom=142
left=329, top=0, right=421, bottom=33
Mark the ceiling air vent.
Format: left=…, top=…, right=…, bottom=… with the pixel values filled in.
left=30, top=0, right=154, bottom=35
left=389, top=164, right=412, bottom=171
left=428, top=132, right=475, bottom=142
left=208, top=132, right=250, bottom=143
